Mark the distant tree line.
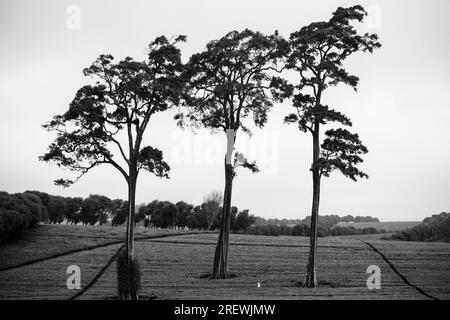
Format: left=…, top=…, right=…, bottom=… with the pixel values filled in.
left=139, top=200, right=256, bottom=233
left=385, top=212, right=450, bottom=243
left=254, top=214, right=379, bottom=227
left=1, top=189, right=386, bottom=243
left=245, top=216, right=386, bottom=238
left=0, top=190, right=257, bottom=242
left=0, top=190, right=134, bottom=242
left=0, top=191, right=45, bottom=242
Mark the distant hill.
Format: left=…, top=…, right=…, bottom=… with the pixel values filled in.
left=337, top=221, right=421, bottom=232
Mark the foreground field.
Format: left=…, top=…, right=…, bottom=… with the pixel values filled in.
left=0, top=225, right=449, bottom=300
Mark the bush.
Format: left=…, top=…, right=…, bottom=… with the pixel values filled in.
left=317, top=226, right=330, bottom=237
left=47, top=196, right=67, bottom=224
left=24, top=190, right=50, bottom=222
left=331, top=226, right=385, bottom=236
left=292, top=224, right=310, bottom=236
left=0, top=209, right=23, bottom=242
left=116, top=250, right=141, bottom=299
left=388, top=212, right=450, bottom=243
left=0, top=191, right=44, bottom=242
left=436, top=218, right=450, bottom=242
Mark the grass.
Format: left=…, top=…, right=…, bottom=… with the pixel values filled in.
left=0, top=224, right=449, bottom=300
left=0, top=224, right=182, bottom=271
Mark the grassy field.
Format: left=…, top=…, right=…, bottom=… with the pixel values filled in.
left=0, top=224, right=449, bottom=300
left=336, top=221, right=421, bottom=232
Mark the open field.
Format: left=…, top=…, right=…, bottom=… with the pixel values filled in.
left=336, top=221, right=421, bottom=232
left=0, top=225, right=449, bottom=300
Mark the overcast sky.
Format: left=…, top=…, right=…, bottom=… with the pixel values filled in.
left=1, top=0, right=449, bottom=221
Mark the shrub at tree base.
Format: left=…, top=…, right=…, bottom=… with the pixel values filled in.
left=116, top=250, right=141, bottom=300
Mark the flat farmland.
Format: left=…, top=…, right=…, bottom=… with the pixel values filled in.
left=0, top=225, right=449, bottom=300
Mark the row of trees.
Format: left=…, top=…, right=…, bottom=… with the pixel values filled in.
left=47, top=195, right=131, bottom=226
left=0, top=190, right=132, bottom=236
left=254, top=215, right=379, bottom=226
left=0, top=189, right=257, bottom=234
left=248, top=214, right=385, bottom=237
left=140, top=200, right=256, bottom=233
left=2, top=188, right=381, bottom=239
left=41, top=5, right=380, bottom=295
left=246, top=223, right=385, bottom=237
left=387, top=212, right=450, bottom=242
left=0, top=191, right=45, bottom=242
left=338, top=215, right=379, bottom=223
left=27, top=191, right=130, bottom=226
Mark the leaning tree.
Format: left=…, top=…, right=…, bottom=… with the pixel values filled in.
left=279, top=5, right=381, bottom=287
left=177, top=29, right=288, bottom=278
left=40, top=35, right=185, bottom=298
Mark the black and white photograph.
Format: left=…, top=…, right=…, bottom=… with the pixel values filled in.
left=0, top=0, right=449, bottom=312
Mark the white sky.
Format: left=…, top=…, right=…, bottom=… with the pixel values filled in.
left=1, top=0, right=449, bottom=221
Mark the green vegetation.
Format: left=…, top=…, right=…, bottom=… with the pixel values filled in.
left=0, top=191, right=45, bottom=242
left=385, top=212, right=450, bottom=243
left=338, top=221, right=420, bottom=232
left=116, top=250, right=141, bottom=299
left=1, top=190, right=389, bottom=243
left=249, top=215, right=386, bottom=237
left=246, top=223, right=385, bottom=238
left=254, top=215, right=379, bottom=227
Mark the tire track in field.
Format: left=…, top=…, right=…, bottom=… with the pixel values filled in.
left=68, top=234, right=315, bottom=300
left=67, top=232, right=211, bottom=300
left=360, top=239, right=439, bottom=300
left=69, top=244, right=125, bottom=300
left=141, top=238, right=364, bottom=250
left=22, top=233, right=126, bottom=240
left=0, top=232, right=210, bottom=273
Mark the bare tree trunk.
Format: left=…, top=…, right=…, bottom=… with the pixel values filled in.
left=304, top=123, right=321, bottom=288
left=124, top=172, right=138, bottom=299
left=127, top=177, right=136, bottom=264
left=212, top=162, right=233, bottom=279
left=207, top=215, right=214, bottom=231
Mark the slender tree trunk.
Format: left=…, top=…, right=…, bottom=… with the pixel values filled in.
left=212, top=162, right=233, bottom=279
left=125, top=186, right=130, bottom=263
left=124, top=171, right=138, bottom=299
left=127, top=177, right=136, bottom=263
left=304, top=122, right=321, bottom=288
left=207, top=216, right=214, bottom=231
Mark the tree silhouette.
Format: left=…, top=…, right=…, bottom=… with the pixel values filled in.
left=40, top=35, right=185, bottom=298
left=178, top=29, right=288, bottom=278
left=278, top=5, right=381, bottom=287
left=203, top=191, right=223, bottom=230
